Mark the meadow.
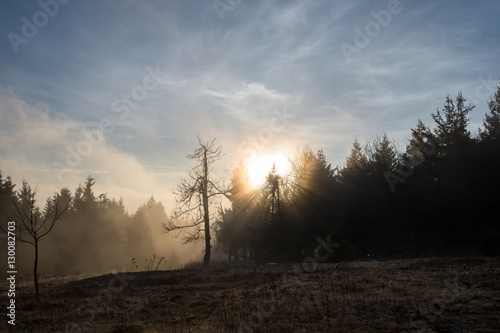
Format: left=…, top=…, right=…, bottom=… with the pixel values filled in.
left=1, top=256, right=499, bottom=332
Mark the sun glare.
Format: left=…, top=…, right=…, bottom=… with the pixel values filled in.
left=247, top=153, right=291, bottom=188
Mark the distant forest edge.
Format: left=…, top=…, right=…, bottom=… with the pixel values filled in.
left=1, top=87, right=500, bottom=277
left=0, top=176, right=176, bottom=278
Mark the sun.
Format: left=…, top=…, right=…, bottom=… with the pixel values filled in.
left=246, top=153, right=291, bottom=188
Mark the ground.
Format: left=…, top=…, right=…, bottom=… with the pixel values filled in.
left=1, top=256, right=499, bottom=332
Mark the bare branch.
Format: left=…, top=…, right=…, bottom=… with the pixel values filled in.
left=163, top=136, right=229, bottom=267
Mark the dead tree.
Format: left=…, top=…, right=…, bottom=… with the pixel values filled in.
left=163, top=136, right=228, bottom=267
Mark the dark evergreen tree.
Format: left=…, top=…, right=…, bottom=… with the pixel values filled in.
left=216, top=162, right=257, bottom=262
left=285, top=147, right=339, bottom=260
left=0, top=170, right=16, bottom=222
left=430, top=92, right=474, bottom=154
left=480, top=85, right=500, bottom=140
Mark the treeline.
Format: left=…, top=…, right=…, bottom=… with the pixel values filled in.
left=216, top=88, right=500, bottom=262
left=2, top=87, right=499, bottom=272
left=0, top=175, right=178, bottom=277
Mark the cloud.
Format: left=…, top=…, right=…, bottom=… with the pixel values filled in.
left=0, top=89, right=179, bottom=213
left=203, top=81, right=294, bottom=122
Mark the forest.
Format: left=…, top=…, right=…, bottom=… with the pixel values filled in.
left=0, top=176, right=178, bottom=279
left=1, top=87, right=500, bottom=279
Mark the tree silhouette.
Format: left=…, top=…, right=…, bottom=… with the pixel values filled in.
left=0, top=171, right=16, bottom=223
left=8, top=181, right=68, bottom=301
left=216, top=162, right=257, bottom=262
left=286, top=147, right=339, bottom=259
left=405, top=119, right=437, bottom=167
left=369, top=134, right=399, bottom=177
left=345, top=139, right=368, bottom=172
left=163, top=136, right=228, bottom=267
left=480, top=85, right=500, bottom=140
left=126, top=197, right=160, bottom=260
left=73, top=175, right=98, bottom=214
left=263, top=165, right=288, bottom=259
left=430, top=92, right=474, bottom=152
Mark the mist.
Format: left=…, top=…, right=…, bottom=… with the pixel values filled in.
left=0, top=175, right=203, bottom=281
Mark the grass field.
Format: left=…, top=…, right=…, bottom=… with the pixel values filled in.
left=1, top=256, right=499, bottom=332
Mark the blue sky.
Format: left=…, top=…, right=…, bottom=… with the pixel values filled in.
left=1, top=0, right=499, bottom=212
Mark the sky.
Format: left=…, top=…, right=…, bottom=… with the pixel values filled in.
left=1, top=0, right=499, bottom=213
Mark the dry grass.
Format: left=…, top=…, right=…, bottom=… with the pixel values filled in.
left=1, top=256, right=499, bottom=332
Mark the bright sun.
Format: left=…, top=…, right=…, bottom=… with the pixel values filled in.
left=246, top=153, right=291, bottom=188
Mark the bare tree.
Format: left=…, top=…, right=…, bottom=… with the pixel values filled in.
left=6, top=181, right=69, bottom=301
left=163, top=136, right=228, bottom=267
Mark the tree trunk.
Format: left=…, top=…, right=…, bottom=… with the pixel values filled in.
left=34, top=239, right=39, bottom=301
left=202, top=197, right=211, bottom=267
left=202, top=148, right=211, bottom=267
